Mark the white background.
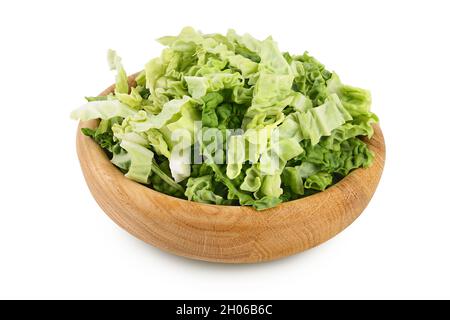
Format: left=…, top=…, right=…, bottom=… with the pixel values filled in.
left=1, top=0, right=449, bottom=300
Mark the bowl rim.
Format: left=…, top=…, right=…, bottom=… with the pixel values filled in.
left=77, top=73, right=386, bottom=214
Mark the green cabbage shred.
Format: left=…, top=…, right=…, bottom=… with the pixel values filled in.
left=71, top=27, right=378, bottom=210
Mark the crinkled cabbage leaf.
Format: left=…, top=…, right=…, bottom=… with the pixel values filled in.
left=71, top=27, right=378, bottom=210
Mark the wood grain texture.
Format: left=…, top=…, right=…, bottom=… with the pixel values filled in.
left=76, top=74, right=386, bottom=263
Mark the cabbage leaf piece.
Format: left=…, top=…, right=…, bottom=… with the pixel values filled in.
left=71, top=27, right=379, bottom=211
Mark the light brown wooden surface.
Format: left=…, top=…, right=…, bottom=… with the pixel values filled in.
left=76, top=75, right=386, bottom=263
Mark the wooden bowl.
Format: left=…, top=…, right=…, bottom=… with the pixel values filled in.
left=76, top=75, right=385, bottom=263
